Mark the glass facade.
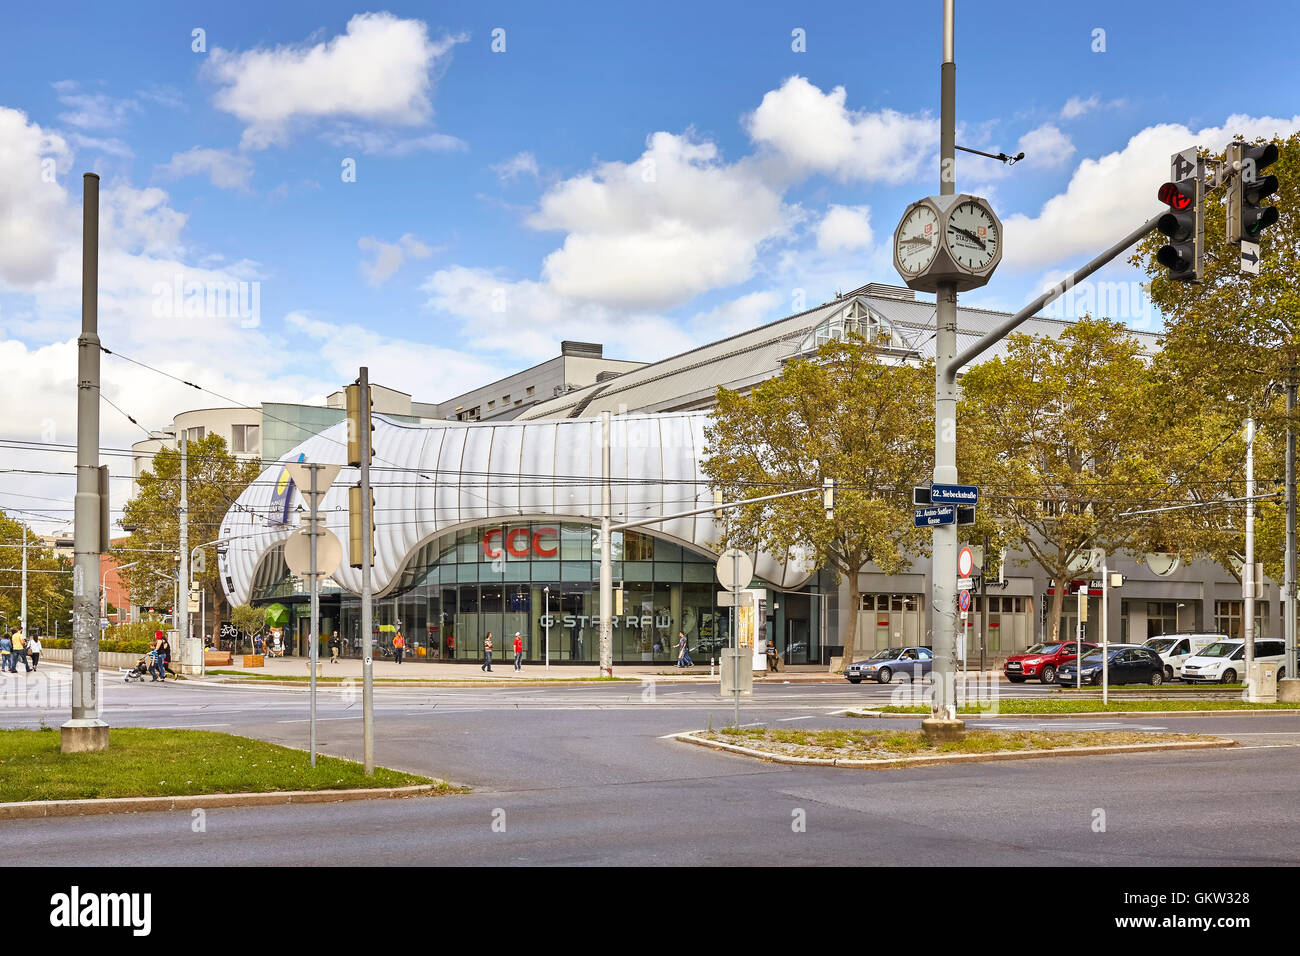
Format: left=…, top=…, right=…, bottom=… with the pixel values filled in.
left=252, top=521, right=824, bottom=665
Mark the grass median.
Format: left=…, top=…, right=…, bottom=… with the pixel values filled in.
left=867, top=699, right=1300, bottom=715
left=702, top=727, right=1213, bottom=762
left=0, top=728, right=456, bottom=803
left=205, top=671, right=636, bottom=683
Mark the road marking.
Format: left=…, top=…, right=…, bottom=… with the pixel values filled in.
left=777, top=715, right=817, bottom=721
left=276, top=716, right=362, bottom=723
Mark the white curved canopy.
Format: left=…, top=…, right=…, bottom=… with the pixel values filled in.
left=218, top=412, right=814, bottom=605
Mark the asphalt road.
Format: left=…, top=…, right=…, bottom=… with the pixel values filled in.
left=4, top=666, right=1300, bottom=866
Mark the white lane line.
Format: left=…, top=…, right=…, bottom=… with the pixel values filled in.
left=777, top=715, right=818, bottom=721
left=162, top=722, right=231, bottom=728
left=276, top=716, right=362, bottom=723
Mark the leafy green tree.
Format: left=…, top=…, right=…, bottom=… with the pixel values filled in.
left=958, top=318, right=1164, bottom=643
left=0, top=514, right=72, bottom=636
left=121, top=434, right=261, bottom=642
left=703, top=336, right=934, bottom=671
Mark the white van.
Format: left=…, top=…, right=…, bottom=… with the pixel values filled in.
left=1142, top=633, right=1224, bottom=681
left=1180, top=638, right=1288, bottom=684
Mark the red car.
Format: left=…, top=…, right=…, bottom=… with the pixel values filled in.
left=1004, top=640, right=1098, bottom=684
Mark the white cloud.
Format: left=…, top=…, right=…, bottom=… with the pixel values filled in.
left=156, top=147, right=254, bottom=190
left=687, top=290, right=784, bottom=340
left=68, top=133, right=134, bottom=159
left=52, top=81, right=140, bottom=130
left=815, top=204, right=873, bottom=253
left=0, top=107, right=73, bottom=287
left=205, top=13, right=466, bottom=149
left=746, top=76, right=936, bottom=183
left=1016, top=124, right=1075, bottom=169
left=358, top=233, right=436, bottom=286
left=1003, top=113, right=1300, bottom=271
left=527, top=131, right=792, bottom=309
left=1061, top=95, right=1100, bottom=120
left=492, top=152, right=539, bottom=183
left=327, top=127, right=467, bottom=156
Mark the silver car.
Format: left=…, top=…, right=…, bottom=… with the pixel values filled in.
left=846, top=646, right=933, bottom=684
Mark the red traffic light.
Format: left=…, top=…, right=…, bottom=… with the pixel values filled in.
left=1159, top=181, right=1193, bottom=210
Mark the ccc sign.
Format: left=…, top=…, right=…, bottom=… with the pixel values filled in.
left=482, top=527, right=558, bottom=560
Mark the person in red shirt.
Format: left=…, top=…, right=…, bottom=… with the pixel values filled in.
left=512, top=632, right=523, bottom=672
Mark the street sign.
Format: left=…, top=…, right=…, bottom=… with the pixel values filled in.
left=1171, top=147, right=1197, bottom=183
left=914, top=505, right=956, bottom=527
left=958, top=546, right=974, bottom=578
left=957, top=578, right=975, bottom=591
left=284, top=527, right=344, bottom=577
left=956, top=505, right=976, bottom=526
left=959, top=589, right=971, bottom=612
left=283, top=461, right=342, bottom=506
left=715, top=549, right=754, bottom=591
left=930, top=483, right=978, bottom=505
left=716, top=591, right=755, bottom=607
left=1241, top=240, right=1261, bottom=274
left=913, top=486, right=932, bottom=506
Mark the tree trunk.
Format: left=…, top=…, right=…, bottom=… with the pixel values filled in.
left=837, top=571, right=862, bottom=674
left=1048, top=576, right=1065, bottom=644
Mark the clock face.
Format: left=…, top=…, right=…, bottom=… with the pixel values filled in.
left=895, top=204, right=940, bottom=276
left=946, top=200, right=1000, bottom=271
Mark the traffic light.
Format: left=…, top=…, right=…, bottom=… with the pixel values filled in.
left=1156, top=176, right=1204, bottom=282
left=823, top=477, right=835, bottom=520
left=345, top=383, right=374, bottom=468
left=1227, top=141, right=1280, bottom=243
left=348, top=484, right=375, bottom=568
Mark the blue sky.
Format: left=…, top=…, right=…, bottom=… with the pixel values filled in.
left=2, top=0, right=1299, bottom=529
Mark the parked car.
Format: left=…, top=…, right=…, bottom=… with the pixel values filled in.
left=1004, top=640, right=1098, bottom=684
left=846, top=646, right=933, bottom=684
left=1056, top=645, right=1166, bottom=686
left=1180, top=638, right=1286, bottom=683
left=1142, top=633, right=1223, bottom=681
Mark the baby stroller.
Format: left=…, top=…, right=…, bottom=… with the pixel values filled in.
left=123, top=655, right=151, bottom=682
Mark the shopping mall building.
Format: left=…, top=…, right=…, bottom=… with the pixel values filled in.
left=214, top=283, right=1273, bottom=665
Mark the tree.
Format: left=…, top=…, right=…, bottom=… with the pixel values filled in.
left=1136, top=132, right=1300, bottom=589
left=121, top=434, right=261, bottom=642
left=958, top=317, right=1164, bottom=643
left=703, top=336, right=934, bottom=671
left=0, top=514, right=72, bottom=635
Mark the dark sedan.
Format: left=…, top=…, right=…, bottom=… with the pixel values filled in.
left=1056, top=646, right=1166, bottom=686
left=846, top=646, right=933, bottom=684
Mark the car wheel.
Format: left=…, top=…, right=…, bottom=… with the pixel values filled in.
left=877, top=667, right=892, bottom=684
left=1006, top=676, right=1026, bottom=683
left=1089, top=672, right=1102, bottom=686
left=1040, top=665, right=1056, bottom=684
left=1165, top=665, right=1174, bottom=681
left=1221, top=669, right=1237, bottom=684
left=1149, top=670, right=1164, bottom=686
left=847, top=678, right=862, bottom=684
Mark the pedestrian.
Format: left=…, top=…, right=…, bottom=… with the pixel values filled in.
left=481, top=632, right=494, bottom=672
left=329, top=633, right=340, bottom=663
left=1, top=630, right=12, bottom=672
left=12, top=628, right=30, bottom=673
left=677, top=631, right=693, bottom=668
left=393, top=630, right=405, bottom=665
left=28, top=633, right=42, bottom=670
left=766, top=637, right=779, bottom=672
left=149, top=646, right=167, bottom=682
left=254, top=631, right=264, bottom=655
left=513, top=632, right=523, bottom=671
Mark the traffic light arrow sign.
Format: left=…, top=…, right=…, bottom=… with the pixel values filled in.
left=1241, top=240, right=1261, bottom=275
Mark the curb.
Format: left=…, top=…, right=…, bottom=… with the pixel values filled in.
left=673, top=732, right=1237, bottom=768
left=842, top=708, right=1300, bottom=719
left=0, top=784, right=443, bottom=820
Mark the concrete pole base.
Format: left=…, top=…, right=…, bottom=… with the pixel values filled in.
left=1278, top=678, right=1300, bottom=703
left=60, top=719, right=110, bottom=753
left=921, top=718, right=966, bottom=743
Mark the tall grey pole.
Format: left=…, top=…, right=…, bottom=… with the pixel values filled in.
left=179, top=433, right=189, bottom=667
left=927, top=0, right=962, bottom=730
left=308, top=464, right=320, bottom=767
left=1244, top=418, right=1256, bottom=686
left=64, top=172, right=108, bottom=752
left=980, top=531, right=989, bottom=675
left=360, top=367, right=374, bottom=775
left=544, top=585, right=551, bottom=670
left=1286, top=384, right=1296, bottom=684
left=21, top=535, right=27, bottom=639
left=1102, top=553, right=1110, bottom=706
left=598, top=410, right=613, bottom=676
left=733, top=551, right=740, bottom=728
